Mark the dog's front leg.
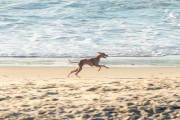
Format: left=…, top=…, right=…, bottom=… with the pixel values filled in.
left=95, top=64, right=101, bottom=71
left=98, top=66, right=101, bottom=71
left=96, top=65, right=108, bottom=71
left=101, top=65, right=109, bottom=70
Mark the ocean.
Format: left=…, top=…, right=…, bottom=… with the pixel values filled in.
left=0, top=0, right=180, bottom=66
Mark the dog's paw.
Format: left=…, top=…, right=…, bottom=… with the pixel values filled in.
left=75, top=75, right=80, bottom=78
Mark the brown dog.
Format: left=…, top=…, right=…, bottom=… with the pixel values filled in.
left=68, top=52, right=108, bottom=77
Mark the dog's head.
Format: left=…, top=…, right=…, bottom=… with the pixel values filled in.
left=98, top=52, right=108, bottom=58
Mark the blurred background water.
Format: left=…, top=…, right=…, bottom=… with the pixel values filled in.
left=0, top=0, right=179, bottom=66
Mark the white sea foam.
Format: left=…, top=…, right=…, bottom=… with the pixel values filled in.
left=0, top=0, right=179, bottom=57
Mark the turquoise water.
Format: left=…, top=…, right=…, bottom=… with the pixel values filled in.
left=0, top=0, right=180, bottom=58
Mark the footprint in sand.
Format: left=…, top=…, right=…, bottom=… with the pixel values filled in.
left=86, top=86, right=100, bottom=91
left=2, top=75, right=8, bottom=77
left=0, top=96, right=8, bottom=101
left=40, top=85, right=58, bottom=89
left=15, top=95, right=23, bottom=99
left=45, top=91, right=59, bottom=95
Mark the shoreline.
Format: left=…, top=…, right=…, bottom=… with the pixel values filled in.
left=0, top=55, right=180, bottom=67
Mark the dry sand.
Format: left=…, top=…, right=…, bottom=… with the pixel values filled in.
left=0, top=67, right=180, bottom=120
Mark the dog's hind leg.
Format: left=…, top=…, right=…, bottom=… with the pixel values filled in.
left=75, top=67, right=82, bottom=77
left=68, top=68, right=78, bottom=77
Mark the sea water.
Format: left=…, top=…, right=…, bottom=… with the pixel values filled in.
left=0, top=0, right=180, bottom=66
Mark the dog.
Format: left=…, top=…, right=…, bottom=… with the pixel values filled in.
left=68, top=52, right=109, bottom=77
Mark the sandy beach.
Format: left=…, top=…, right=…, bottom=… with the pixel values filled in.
left=0, top=67, right=180, bottom=120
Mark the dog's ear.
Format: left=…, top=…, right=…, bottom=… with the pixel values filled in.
left=98, top=52, right=102, bottom=54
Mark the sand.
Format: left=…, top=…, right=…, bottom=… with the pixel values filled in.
left=0, top=67, right=180, bottom=120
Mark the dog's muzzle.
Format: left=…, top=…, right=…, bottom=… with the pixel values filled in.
left=104, top=54, right=108, bottom=58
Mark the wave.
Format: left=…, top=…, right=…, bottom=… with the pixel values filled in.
left=0, top=0, right=179, bottom=59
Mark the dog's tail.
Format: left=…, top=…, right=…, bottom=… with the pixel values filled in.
left=69, top=59, right=79, bottom=64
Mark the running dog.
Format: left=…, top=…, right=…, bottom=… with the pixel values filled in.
left=68, top=52, right=108, bottom=77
